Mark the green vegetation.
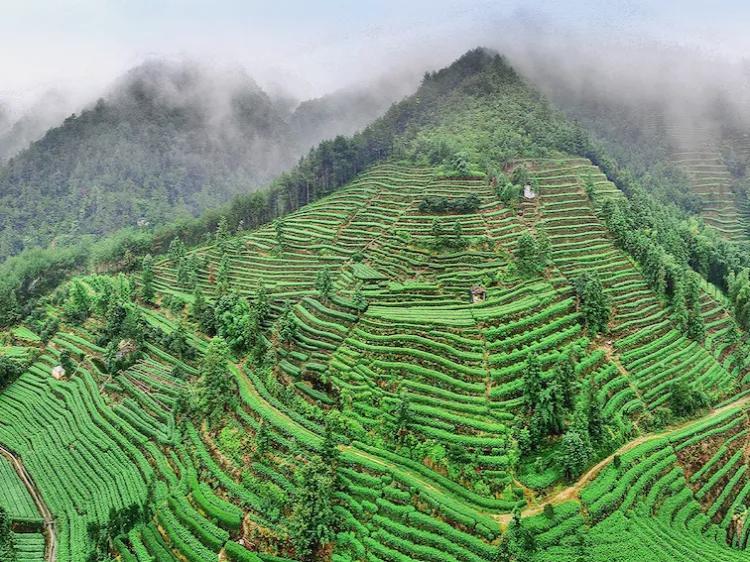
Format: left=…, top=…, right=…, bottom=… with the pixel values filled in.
left=0, top=48, right=585, bottom=331
left=419, top=194, right=481, bottom=214
left=0, top=61, right=403, bottom=262
left=195, top=336, right=235, bottom=420
left=0, top=507, right=17, bottom=562
left=2, top=47, right=750, bottom=562
left=514, top=231, right=550, bottom=276
left=574, top=272, right=610, bottom=336
left=0, top=458, right=40, bottom=525
left=288, top=455, right=340, bottom=560
left=0, top=355, right=25, bottom=392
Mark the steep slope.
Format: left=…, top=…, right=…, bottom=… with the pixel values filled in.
left=2, top=49, right=750, bottom=562
left=667, top=129, right=750, bottom=241
left=0, top=90, right=74, bottom=164
left=0, top=49, right=583, bottom=332
left=0, top=157, right=745, bottom=561
left=0, top=61, right=289, bottom=258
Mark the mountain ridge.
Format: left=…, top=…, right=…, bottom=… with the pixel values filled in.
left=0, top=59, right=411, bottom=261
left=2, top=47, right=750, bottom=562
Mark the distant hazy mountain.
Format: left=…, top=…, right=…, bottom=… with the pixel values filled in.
left=0, top=90, right=74, bottom=163
left=0, top=60, right=411, bottom=260
left=291, top=72, right=417, bottom=148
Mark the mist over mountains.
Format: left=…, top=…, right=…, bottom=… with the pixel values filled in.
left=0, top=90, right=78, bottom=163
left=5, top=5, right=750, bottom=562
left=3, top=15, right=750, bottom=264
left=486, top=25, right=750, bottom=151
left=0, top=58, right=414, bottom=259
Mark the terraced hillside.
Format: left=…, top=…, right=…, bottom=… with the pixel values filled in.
left=564, top=402, right=750, bottom=562
left=529, top=158, right=744, bottom=404
left=5, top=47, right=750, bottom=561
left=550, top=95, right=750, bottom=243
left=667, top=128, right=750, bottom=241
left=671, top=148, right=747, bottom=240
left=3, top=153, right=750, bottom=561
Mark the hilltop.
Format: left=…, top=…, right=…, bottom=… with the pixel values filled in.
left=2, top=48, right=750, bottom=562
left=0, top=49, right=583, bottom=327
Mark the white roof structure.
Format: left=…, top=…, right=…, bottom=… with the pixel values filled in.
left=523, top=184, right=537, bottom=199
left=51, top=365, right=66, bottom=380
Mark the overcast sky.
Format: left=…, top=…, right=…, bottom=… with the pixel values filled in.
left=1, top=0, right=749, bottom=111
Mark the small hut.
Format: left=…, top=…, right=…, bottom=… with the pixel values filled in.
left=470, top=285, right=487, bottom=304
left=51, top=365, right=66, bottom=380
left=523, top=184, right=537, bottom=199
left=116, top=339, right=137, bottom=360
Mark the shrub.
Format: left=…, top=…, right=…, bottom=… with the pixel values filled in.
left=418, top=195, right=480, bottom=214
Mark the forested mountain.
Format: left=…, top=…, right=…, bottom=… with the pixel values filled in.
left=0, top=49, right=586, bottom=327
left=4, top=47, right=750, bottom=562
left=0, top=60, right=408, bottom=260
left=0, top=90, right=73, bottom=164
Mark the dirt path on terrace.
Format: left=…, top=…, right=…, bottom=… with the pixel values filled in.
left=0, top=443, right=56, bottom=562
left=601, top=341, right=647, bottom=411
left=234, top=360, right=750, bottom=531
left=494, top=393, right=750, bottom=526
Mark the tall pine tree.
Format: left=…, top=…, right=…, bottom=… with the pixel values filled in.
left=196, top=337, right=235, bottom=420
left=140, top=254, right=155, bottom=304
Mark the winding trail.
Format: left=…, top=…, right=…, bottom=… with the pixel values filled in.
left=233, top=360, right=750, bottom=531
left=495, top=393, right=750, bottom=525
left=0, top=444, right=56, bottom=562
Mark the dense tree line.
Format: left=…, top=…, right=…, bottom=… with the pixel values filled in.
left=418, top=194, right=480, bottom=214
left=515, top=348, right=609, bottom=482
left=288, top=431, right=342, bottom=561
left=514, top=231, right=551, bottom=276
left=0, top=507, right=15, bottom=562
left=574, top=272, right=611, bottom=336
left=727, top=269, right=750, bottom=331
left=0, top=355, right=25, bottom=393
